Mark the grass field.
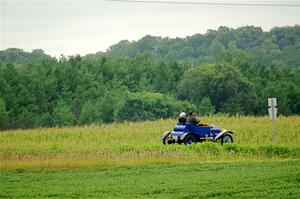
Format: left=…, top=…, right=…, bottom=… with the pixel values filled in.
left=1, top=116, right=300, bottom=198
left=0, top=116, right=299, bottom=170
left=1, top=161, right=299, bottom=198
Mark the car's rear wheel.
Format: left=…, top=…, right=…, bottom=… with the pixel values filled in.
left=184, top=134, right=197, bottom=145
left=221, top=134, right=233, bottom=145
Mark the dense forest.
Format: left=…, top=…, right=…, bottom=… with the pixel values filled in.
left=107, top=26, right=300, bottom=68
left=0, top=25, right=300, bottom=129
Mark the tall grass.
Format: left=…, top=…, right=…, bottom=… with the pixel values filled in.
left=0, top=116, right=299, bottom=170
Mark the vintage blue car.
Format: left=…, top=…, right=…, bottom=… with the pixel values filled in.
left=160, top=123, right=234, bottom=145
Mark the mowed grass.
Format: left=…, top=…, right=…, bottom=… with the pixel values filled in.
left=0, top=116, right=300, bottom=170
left=1, top=161, right=299, bottom=198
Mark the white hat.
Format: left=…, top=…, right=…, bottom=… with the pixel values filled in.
left=179, top=112, right=186, bottom=118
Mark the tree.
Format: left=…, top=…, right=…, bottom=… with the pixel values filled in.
left=0, top=98, right=9, bottom=130
left=178, top=64, right=256, bottom=113
left=234, top=26, right=264, bottom=49
left=197, top=97, right=215, bottom=116
left=53, top=100, right=76, bottom=126
left=114, top=92, right=196, bottom=122
left=79, top=100, right=102, bottom=125
left=207, top=40, right=225, bottom=60
left=219, top=99, right=244, bottom=115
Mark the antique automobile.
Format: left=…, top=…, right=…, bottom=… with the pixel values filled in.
left=161, top=123, right=234, bottom=145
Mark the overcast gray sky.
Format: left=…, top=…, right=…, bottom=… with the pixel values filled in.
left=0, top=0, right=299, bottom=57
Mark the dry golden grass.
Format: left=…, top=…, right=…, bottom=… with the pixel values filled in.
left=0, top=116, right=299, bottom=170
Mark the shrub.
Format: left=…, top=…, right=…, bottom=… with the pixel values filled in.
left=258, top=145, right=291, bottom=157
left=189, top=142, right=220, bottom=155
left=114, top=92, right=196, bottom=122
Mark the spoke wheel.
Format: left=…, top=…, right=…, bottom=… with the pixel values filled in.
left=221, top=134, right=233, bottom=145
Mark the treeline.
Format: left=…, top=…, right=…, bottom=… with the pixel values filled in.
left=0, top=25, right=300, bottom=129
left=0, top=55, right=196, bottom=129
left=0, top=48, right=52, bottom=65
left=107, top=25, right=300, bottom=68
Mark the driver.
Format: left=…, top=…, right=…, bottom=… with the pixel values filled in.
left=187, top=111, right=200, bottom=125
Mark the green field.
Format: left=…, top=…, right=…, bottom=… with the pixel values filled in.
left=1, top=116, right=299, bottom=170
left=1, top=116, right=300, bottom=198
left=1, top=161, right=299, bottom=198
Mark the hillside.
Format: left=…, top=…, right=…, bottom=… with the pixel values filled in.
left=1, top=26, right=300, bottom=68
left=0, top=25, right=300, bottom=130
left=0, top=48, right=53, bottom=65
left=107, top=25, right=300, bottom=68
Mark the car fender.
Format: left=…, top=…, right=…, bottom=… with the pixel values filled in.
left=160, top=131, right=171, bottom=141
left=214, top=130, right=233, bottom=141
left=179, top=132, right=190, bottom=141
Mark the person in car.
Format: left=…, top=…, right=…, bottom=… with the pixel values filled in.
left=187, top=111, right=200, bottom=125
left=178, top=112, right=186, bottom=124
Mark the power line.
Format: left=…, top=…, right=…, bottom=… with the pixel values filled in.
left=106, top=0, right=300, bottom=7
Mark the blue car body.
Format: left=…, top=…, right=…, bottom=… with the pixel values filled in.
left=161, top=123, right=233, bottom=144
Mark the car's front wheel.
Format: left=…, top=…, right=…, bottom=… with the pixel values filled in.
left=163, top=133, right=171, bottom=145
left=221, top=134, right=233, bottom=145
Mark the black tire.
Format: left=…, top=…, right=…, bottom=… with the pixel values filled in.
left=184, top=134, right=197, bottom=145
left=221, top=134, right=233, bottom=145
left=163, top=133, right=171, bottom=145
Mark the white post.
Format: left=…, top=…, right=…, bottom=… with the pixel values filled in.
left=272, top=115, right=276, bottom=144
left=268, top=98, right=277, bottom=144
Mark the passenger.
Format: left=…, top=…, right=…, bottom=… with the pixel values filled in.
left=187, top=111, right=200, bottom=125
left=178, top=112, right=186, bottom=124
